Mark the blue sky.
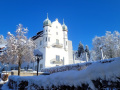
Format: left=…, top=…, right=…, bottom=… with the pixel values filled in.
left=0, top=0, right=120, bottom=50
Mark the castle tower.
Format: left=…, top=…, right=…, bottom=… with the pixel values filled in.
left=43, top=13, right=51, bottom=48
left=62, top=19, right=68, bottom=51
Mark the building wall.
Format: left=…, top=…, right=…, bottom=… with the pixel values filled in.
left=0, top=18, right=74, bottom=72
left=68, top=40, right=73, bottom=64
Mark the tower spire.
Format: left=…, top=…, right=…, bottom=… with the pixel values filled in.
left=63, top=18, right=64, bottom=24
left=47, top=13, right=48, bottom=19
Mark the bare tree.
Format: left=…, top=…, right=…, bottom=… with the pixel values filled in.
left=91, top=31, right=120, bottom=60
left=2, top=24, right=35, bottom=75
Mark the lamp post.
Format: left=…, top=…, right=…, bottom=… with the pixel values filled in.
left=34, top=49, right=42, bottom=76
left=35, top=54, right=41, bottom=76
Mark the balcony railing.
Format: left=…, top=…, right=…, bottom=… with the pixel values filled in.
left=52, top=43, right=63, bottom=48
left=50, top=59, right=63, bottom=64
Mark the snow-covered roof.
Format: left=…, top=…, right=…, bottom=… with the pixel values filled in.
left=34, top=49, right=43, bottom=56
left=0, top=44, right=6, bottom=48
left=32, top=31, right=43, bottom=40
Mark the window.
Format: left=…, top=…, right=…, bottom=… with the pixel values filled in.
left=48, top=37, right=50, bottom=42
left=66, top=41, right=67, bottom=45
left=56, top=39, right=59, bottom=44
left=49, top=29, right=50, bottom=32
left=35, top=65, right=37, bottom=71
left=56, top=55, right=60, bottom=61
left=56, top=26, right=58, bottom=29
left=56, top=32, right=58, bottom=35
left=40, top=64, right=43, bottom=70
left=40, top=41, right=42, bottom=45
left=46, top=37, right=47, bottom=42
left=24, top=67, right=27, bottom=70
left=46, top=29, right=47, bottom=32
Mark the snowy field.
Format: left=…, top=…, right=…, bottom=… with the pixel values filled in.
left=2, top=57, right=120, bottom=89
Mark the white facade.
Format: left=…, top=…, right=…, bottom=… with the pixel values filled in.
left=32, top=17, right=73, bottom=71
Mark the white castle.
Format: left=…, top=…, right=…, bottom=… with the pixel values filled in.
left=0, top=15, right=73, bottom=71
left=31, top=15, right=73, bottom=70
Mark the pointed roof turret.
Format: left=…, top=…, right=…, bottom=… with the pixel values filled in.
left=43, top=13, right=51, bottom=27
left=62, top=19, right=68, bottom=31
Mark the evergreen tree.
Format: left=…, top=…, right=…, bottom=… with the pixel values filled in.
left=78, top=42, right=84, bottom=57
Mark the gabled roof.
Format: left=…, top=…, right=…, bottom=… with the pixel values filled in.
left=32, top=31, right=43, bottom=40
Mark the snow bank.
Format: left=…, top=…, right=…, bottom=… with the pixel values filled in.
left=0, top=78, right=4, bottom=84
left=2, top=57, right=120, bottom=89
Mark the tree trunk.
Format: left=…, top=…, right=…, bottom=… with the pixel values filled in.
left=18, top=60, right=21, bottom=76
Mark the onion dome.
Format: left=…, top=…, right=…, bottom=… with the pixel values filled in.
left=43, top=13, right=51, bottom=27
left=62, top=19, right=68, bottom=31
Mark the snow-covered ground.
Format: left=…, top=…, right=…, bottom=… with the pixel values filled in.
left=0, top=78, right=4, bottom=84
left=2, top=57, right=120, bottom=89
left=0, top=78, right=8, bottom=84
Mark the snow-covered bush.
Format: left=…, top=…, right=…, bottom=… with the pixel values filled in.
left=41, top=62, right=92, bottom=74
left=2, top=57, right=120, bottom=90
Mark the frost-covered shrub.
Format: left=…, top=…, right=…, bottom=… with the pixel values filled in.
left=3, top=57, right=120, bottom=90
left=8, top=79, right=17, bottom=89
left=18, top=81, right=28, bottom=89
left=41, top=62, right=92, bottom=74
